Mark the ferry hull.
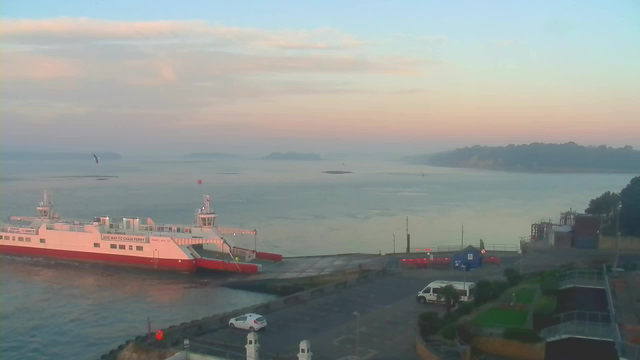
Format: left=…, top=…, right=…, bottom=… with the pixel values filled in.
left=0, top=245, right=198, bottom=273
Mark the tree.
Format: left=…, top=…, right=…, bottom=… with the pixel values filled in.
left=437, top=285, right=460, bottom=315
left=503, top=268, right=522, bottom=287
left=620, top=176, right=640, bottom=237
left=474, top=280, right=494, bottom=305
left=585, top=191, right=621, bottom=236
left=585, top=191, right=620, bottom=217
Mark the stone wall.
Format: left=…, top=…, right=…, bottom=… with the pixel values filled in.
left=599, top=236, right=640, bottom=251
left=471, top=337, right=545, bottom=360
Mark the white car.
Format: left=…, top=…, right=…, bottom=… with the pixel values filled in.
left=228, top=313, right=267, bottom=332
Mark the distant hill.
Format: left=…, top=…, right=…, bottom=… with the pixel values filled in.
left=1, top=151, right=122, bottom=161
left=264, top=152, right=322, bottom=161
left=403, top=143, right=640, bottom=173
left=184, top=152, right=239, bottom=159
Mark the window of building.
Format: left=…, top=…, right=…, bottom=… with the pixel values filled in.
left=136, top=246, right=143, bottom=251
left=118, top=245, right=125, bottom=250
left=40, top=238, right=45, bottom=243
left=94, top=243, right=100, bottom=248
left=18, top=237, right=24, bottom=241
left=110, top=244, right=117, bottom=249
left=129, top=245, right=133, bottom=250
left=25, top=237, right=31, bottom=242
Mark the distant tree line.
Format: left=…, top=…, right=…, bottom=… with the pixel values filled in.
left=586, top=176, right=640, bottom=237
left=1, top=151, right=122, bottom=161
left=404, top=142, right=640, bottom=172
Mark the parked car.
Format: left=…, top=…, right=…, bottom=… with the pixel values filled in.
left=228, top=313, right=267, bottom=331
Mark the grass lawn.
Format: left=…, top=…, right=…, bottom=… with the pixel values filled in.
left=472, top=307, right=528, bottom=328
left=514, top=287, right=537, bottom=304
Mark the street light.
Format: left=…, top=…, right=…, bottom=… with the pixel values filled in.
left=614, top=203, right=621, bottom=270
left=353, top=311, right=360, bottom=358
left=461, top=265, right=466, bottom=297
left=393, top=234, right=396, bottom=254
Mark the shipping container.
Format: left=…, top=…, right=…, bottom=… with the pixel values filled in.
left=574, top=215, right=601, bottom=236
left=574, top=234, right=599, bottom=249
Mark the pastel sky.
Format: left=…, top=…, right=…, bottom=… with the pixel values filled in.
left=1, top=0, right=639, bottom=155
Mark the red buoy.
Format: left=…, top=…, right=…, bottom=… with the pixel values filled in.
left=198, top=179, right=202, bottom=185
left=155, top=330, right=164, bottom=340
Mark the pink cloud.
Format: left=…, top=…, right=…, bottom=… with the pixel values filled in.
left=1, top=52, right=84, bottom=80
left=0, top=18, right=369, bottom=50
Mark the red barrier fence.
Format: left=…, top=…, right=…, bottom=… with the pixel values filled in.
left=400, top=257, right=451, bottom=268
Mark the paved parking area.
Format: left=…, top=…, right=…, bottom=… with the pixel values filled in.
left=195, top=268, right=505, bottom=359
left=197, top=274, right=440, bottom=359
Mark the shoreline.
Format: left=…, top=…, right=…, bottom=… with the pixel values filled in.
left=411, top=164, right=640, bottom=175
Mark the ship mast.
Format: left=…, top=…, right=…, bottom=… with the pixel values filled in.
left=194, top=194, right=216, bottom=228
left=37, top=190, right=54, bottom=220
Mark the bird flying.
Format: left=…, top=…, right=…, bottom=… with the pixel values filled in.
left=93, top=154, right=99, bottom=164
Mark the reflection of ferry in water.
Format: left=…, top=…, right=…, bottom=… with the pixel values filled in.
left=0, top=191, right=281, bottom=274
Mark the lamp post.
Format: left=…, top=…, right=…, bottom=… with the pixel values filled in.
left=353, top=311, right=360, bottom=358
left=393, top=234, right=396, bottom=254
left=614, top=203, right=621, bottom=270
left=461, top=265, right=466, bottom=297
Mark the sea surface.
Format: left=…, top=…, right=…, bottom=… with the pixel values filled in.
left=0, top=157, right=635, bottom=360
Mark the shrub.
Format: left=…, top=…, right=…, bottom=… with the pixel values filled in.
left=441, top=323, right=457, bottom=340
left=419, top=311, right=439, bottom=323
left=491, top=280, right=510, bottom=299
left=533, top=296, right=557, bottom=317
left=540, top=276, right=560, bottom=295
left=474, top=280, right=494, bottom=305
left=504, top=268, right=522, bottom=286
left=444, top=312, right=460, bottom=323
left=502, top=328, right=542, bottom=343
left=418, top=312, right=443, bottom=336
left=455, top=301, right=476, bottom=316
left=532, top=295, right=557, bottom=330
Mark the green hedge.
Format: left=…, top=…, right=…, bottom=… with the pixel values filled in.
left=455, top=302, right=476, bottom=316
left=492, top=280, right=510, bottom=299
left=441, top=323, right=457, bottom=340
left=502, top=327, right=542, bottom=343
left=540, top=276, right=559, bottom=295
left=533, top=295, right=557, bottom=317
left=503, top=268, right=522, bottom=287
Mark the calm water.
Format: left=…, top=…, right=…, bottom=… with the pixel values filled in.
left=0, top=157, right=635, bottom=359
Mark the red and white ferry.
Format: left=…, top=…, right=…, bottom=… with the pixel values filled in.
left=0, top=191, right=281, bottom=273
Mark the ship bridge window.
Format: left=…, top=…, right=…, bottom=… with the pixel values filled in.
left=3, top=236, right=9, bottom=240
left=129, top=245, right=133, bottom=250
left=40, top=238, right=45, bottom=243
left=118, top=245, right=125, bottom=250
left=110, top=244, right=117, bottom=249
left=18, top=237, right=24, bottom=242
left=136, top=246, right=143, bottom=251
left=94, top=243, right=100, bottom=248
left=25, top=237, right=31, bottom=242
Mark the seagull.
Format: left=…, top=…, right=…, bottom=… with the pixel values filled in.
left=93, top=154, right=99, bottom=164
left=342, top=163, right=345, bottom=166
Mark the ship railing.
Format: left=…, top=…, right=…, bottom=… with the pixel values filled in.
left=1, top=225, right=40, bottom=235
left=44, top=224, right=90, bottom=233
left=218, top=227, right=257, bottom=236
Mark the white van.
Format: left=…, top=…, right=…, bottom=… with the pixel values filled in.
left=416, top=281, right=475, bottom=304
